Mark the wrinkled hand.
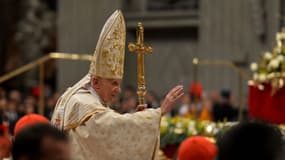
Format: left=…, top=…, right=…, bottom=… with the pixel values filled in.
left=136, top=104, right=147, bottom=112
left=160, top=85, right=184, bottom=115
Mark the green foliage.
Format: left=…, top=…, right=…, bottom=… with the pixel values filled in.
left=160, top=116, right=236, bottom=148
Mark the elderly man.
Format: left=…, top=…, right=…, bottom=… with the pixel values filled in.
left=51, top=10, right=184, bottom=160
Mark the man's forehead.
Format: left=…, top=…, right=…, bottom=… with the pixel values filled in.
left=95, top=76, right=121, bottom=81
left=102, top=78, right=122, bottom=83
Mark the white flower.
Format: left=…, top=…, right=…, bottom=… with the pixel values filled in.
left=175, top=122, right=183, bottom=128
left=174, top=128, right=184, bottom=134
left=250, top=62, right=258, bottom=71
left=161, top=120, right=168, bottom=128
left=267, top=73, right=275, bottom=79
left=268, top=59, right=280, bottom=69
left=277, top=55, right=284, bottom=62
left=253, top=73, right=259, bottom=80
left=188, top=121, right=197, bottom=134
left=273, top=47, right=282, bottom=54
left=264, top=52, right=272, bottom=60
left=258, top=73, right=267, bottom=82
left=206, top=125, right=213, bottom=133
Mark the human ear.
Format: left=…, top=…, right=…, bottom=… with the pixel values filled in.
left=91, top=77, right=100, bottom=89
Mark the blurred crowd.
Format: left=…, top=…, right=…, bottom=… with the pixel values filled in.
left=1, top=83, right=285, bottom=160
left=112, top=82, right=246, bottom=123
left=0, top=82, right=247, bottom=136
left=0, top=86, right=59, bottom=135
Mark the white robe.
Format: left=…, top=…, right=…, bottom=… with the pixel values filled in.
left=52, top=75, right=161, bottom=160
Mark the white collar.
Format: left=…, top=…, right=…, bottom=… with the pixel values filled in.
left=87, top=84, right=108, bottom=107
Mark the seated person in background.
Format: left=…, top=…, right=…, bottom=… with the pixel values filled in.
left=119, top=96, right=137, bottom=114
left=12, top=123, right=70, bottom=160
left=188, top=82, right=203, bottom=117
left=177, top=136, right=217, bottom=160
left=199, top=99, right=213, bottom=121
left=178, top=93, right=191, bottom=116
left=146, top=91, right=160, bottom=108
left=217, top=121, right=284, bottom=160
left=213, top=89, right=237, bottom=122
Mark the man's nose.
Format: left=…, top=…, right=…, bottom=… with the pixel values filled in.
left=114, top=87, right=121, bottom=93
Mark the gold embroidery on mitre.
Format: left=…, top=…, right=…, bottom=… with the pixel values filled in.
left=89, top=10, right=126, bottom=79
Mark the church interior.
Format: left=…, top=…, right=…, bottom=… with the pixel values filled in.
left=0, top=0, right=285, bottom=159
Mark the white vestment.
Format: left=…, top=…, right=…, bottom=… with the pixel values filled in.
left=52, top=74, right=161, bottom=160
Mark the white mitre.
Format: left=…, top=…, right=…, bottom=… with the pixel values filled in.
left=52, top=10, right=126, bottom=130
left=89, top=10, right=126, bottom=79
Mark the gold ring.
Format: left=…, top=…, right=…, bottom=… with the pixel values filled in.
left=173, top=93, right=177, bottom=98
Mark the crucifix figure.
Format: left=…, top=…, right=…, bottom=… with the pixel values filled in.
left=128, top=22, right=152, bottom=104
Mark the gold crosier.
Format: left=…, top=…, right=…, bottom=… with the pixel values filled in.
left=128, top=22, right=152, bottom=104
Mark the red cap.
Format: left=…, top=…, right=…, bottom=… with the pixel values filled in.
left=14, top=114, right=50, bottom=136
left=177, top=136, right=217, bottom=160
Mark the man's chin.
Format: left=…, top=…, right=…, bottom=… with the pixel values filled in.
left=102, top=98, right=112, bottom=104
left=110, top=98, right=116, bottom=103
left=110, top=95, right=119, bottom=103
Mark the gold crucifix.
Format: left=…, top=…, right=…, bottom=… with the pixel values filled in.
left=128, top=22, right=152, bottom=104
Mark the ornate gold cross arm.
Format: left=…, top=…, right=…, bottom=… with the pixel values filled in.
left=128, top=22, right=152, bottom=104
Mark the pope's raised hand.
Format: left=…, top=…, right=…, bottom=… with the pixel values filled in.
left=160, top=85, right=184, bottom=115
